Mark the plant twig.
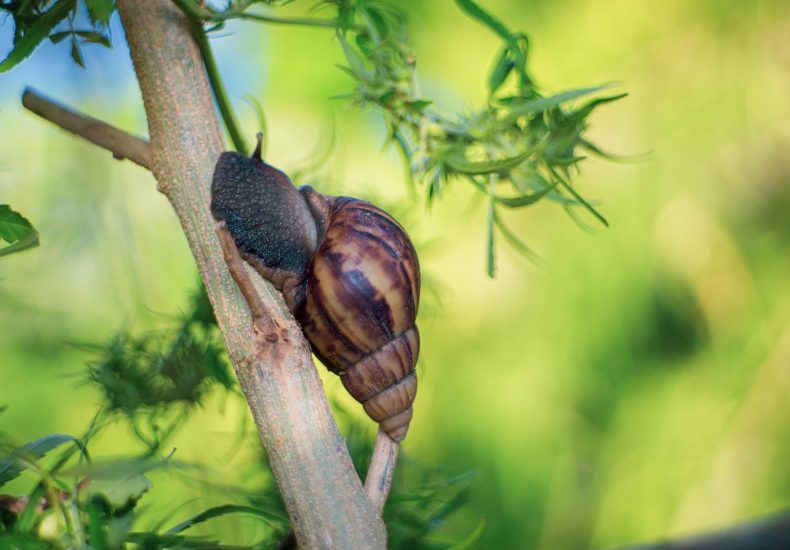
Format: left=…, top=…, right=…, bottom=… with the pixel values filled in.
left=364, top=428, right=399, bottom=514
left=172, top=0, right=340, bottom=29
left=22, top=88, right=152, bottom=170
left=185, top=16, right=247, bottom=154
left=113, top=1, right=385, bottom=547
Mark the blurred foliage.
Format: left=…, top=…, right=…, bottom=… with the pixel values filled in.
left=84, top=284, right=233, bottom=416
left=1, top=0, right=790, bottom=549
left=1, top=361, right=479, bottom=548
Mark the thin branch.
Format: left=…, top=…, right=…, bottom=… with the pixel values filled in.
left=172, top=0, right=340, bottom=29
left=114, top=1, right=385, bottom=547
left=21, top=88, right=152, bottom=170
left=364, top=429, right=399, bottom=514
left=226, top=11, right=339, bottom=29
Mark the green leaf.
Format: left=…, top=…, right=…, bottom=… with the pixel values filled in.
left=337, top=4, right=356, bottom=32
left=0, top=534, right=49, bottom=549
left=78, top=458, right=163, bottom=507
left=504, top=85, right=610, bottom=122
left=16, top=483, right=46, bottom=532
left=76, top=31, right=112, bottom=47
left=0, top=434, right=77, bottom=487
left=488, top=45, right=514, bottom=95
left=454, top=0, right=517, bottom=50
left=71, top=39, right=85, bottom=67
left=337, top=32, right=371, bottom=81
left=567, top=92, right=627, bottom=124
left=554, top=173, right=608, bottom=227
left=454, top=0, right=529, bottom=89
left=494, top=180, right=558, bottom=208
left=0, top=0, right=74, bottom=72
left=48, top=31, right=72, bottom=44
left=445, top=145, right=538, bottom=175
left=86, top=494, right=111, bottom=550
left=84, top=0, right=115, bottom=26
left=0, top=204, right=34, bottom=243
left=164, top=504, right=288, bottom=535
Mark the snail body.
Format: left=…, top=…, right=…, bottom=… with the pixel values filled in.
left=210, top=139, right=420, bottom=441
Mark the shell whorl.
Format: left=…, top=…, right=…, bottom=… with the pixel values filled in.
left=299, top=197, right=420, bottom=441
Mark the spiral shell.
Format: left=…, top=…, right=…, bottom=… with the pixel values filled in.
left=299, top=197, right=420, bottom=442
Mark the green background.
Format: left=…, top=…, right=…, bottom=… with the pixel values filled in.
left=2, top=0, right=789, bottom=547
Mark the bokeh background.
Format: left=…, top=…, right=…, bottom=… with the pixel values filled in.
left=2, top=0, right=789, bottom=548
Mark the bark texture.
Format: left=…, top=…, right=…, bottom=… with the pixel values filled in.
left=115, top=1, right=385, bottom=547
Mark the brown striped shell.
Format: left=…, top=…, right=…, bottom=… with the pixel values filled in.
left=298, top=197, right=420, bottom=442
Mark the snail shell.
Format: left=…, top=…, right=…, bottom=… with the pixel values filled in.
left=210, top=140, right=420, bottom=442
left=298, top=197, right=420, bottom=442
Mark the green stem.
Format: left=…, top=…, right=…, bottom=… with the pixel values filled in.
left=172, top=0, right=247, bottom=153
left=192, top=24, right=247, bottom=153
left=227, top=11, right=339, bottom=29
left=173, top=0, right=340, bottom=29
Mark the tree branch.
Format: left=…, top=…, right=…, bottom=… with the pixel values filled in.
left=22, top=88, right=152, bottom=170
left=111, top=1, right=385, bottom=547
left=365, top=429, right=399, bottom=514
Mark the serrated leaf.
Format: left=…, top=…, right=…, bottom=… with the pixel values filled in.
left=0, top=204, right=34, bottom=243
left=84, top=0, right=115, bottom=26
left=78, top=458, right=163, bottom=506
left=164, top=504, right=287, bottom=535
left=0, top=434, right=77, bottom=487
left=0, top=0, right=74, bottom=72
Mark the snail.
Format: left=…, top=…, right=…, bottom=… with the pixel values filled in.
left=210, top=135, right=420, bottom=442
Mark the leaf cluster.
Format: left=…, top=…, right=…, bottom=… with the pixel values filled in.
left=327, top=0, right=626, bottom=274
left=85, top=284, right=234, bottom=417
left=0, top=0, right=114, bottom=72
left=1, top=392, right=481, bottom=549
